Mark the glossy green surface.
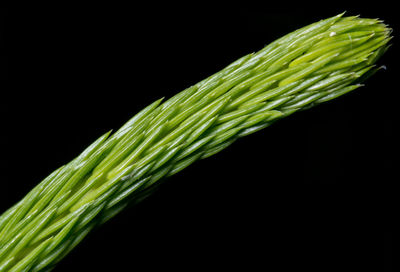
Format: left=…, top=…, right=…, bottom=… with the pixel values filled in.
left=0, top=13, right=391, bottom=271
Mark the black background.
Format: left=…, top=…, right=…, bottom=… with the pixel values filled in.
left=0, top=5, right=396, bottom=271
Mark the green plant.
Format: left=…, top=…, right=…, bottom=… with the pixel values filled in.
left=0, top=13, right=391, bottom=271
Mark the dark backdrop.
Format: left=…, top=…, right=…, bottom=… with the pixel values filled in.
left=0, top=6, right=396, bottom=271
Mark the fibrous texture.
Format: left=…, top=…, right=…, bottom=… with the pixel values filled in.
left=0, top=13, right=391, bottom=271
